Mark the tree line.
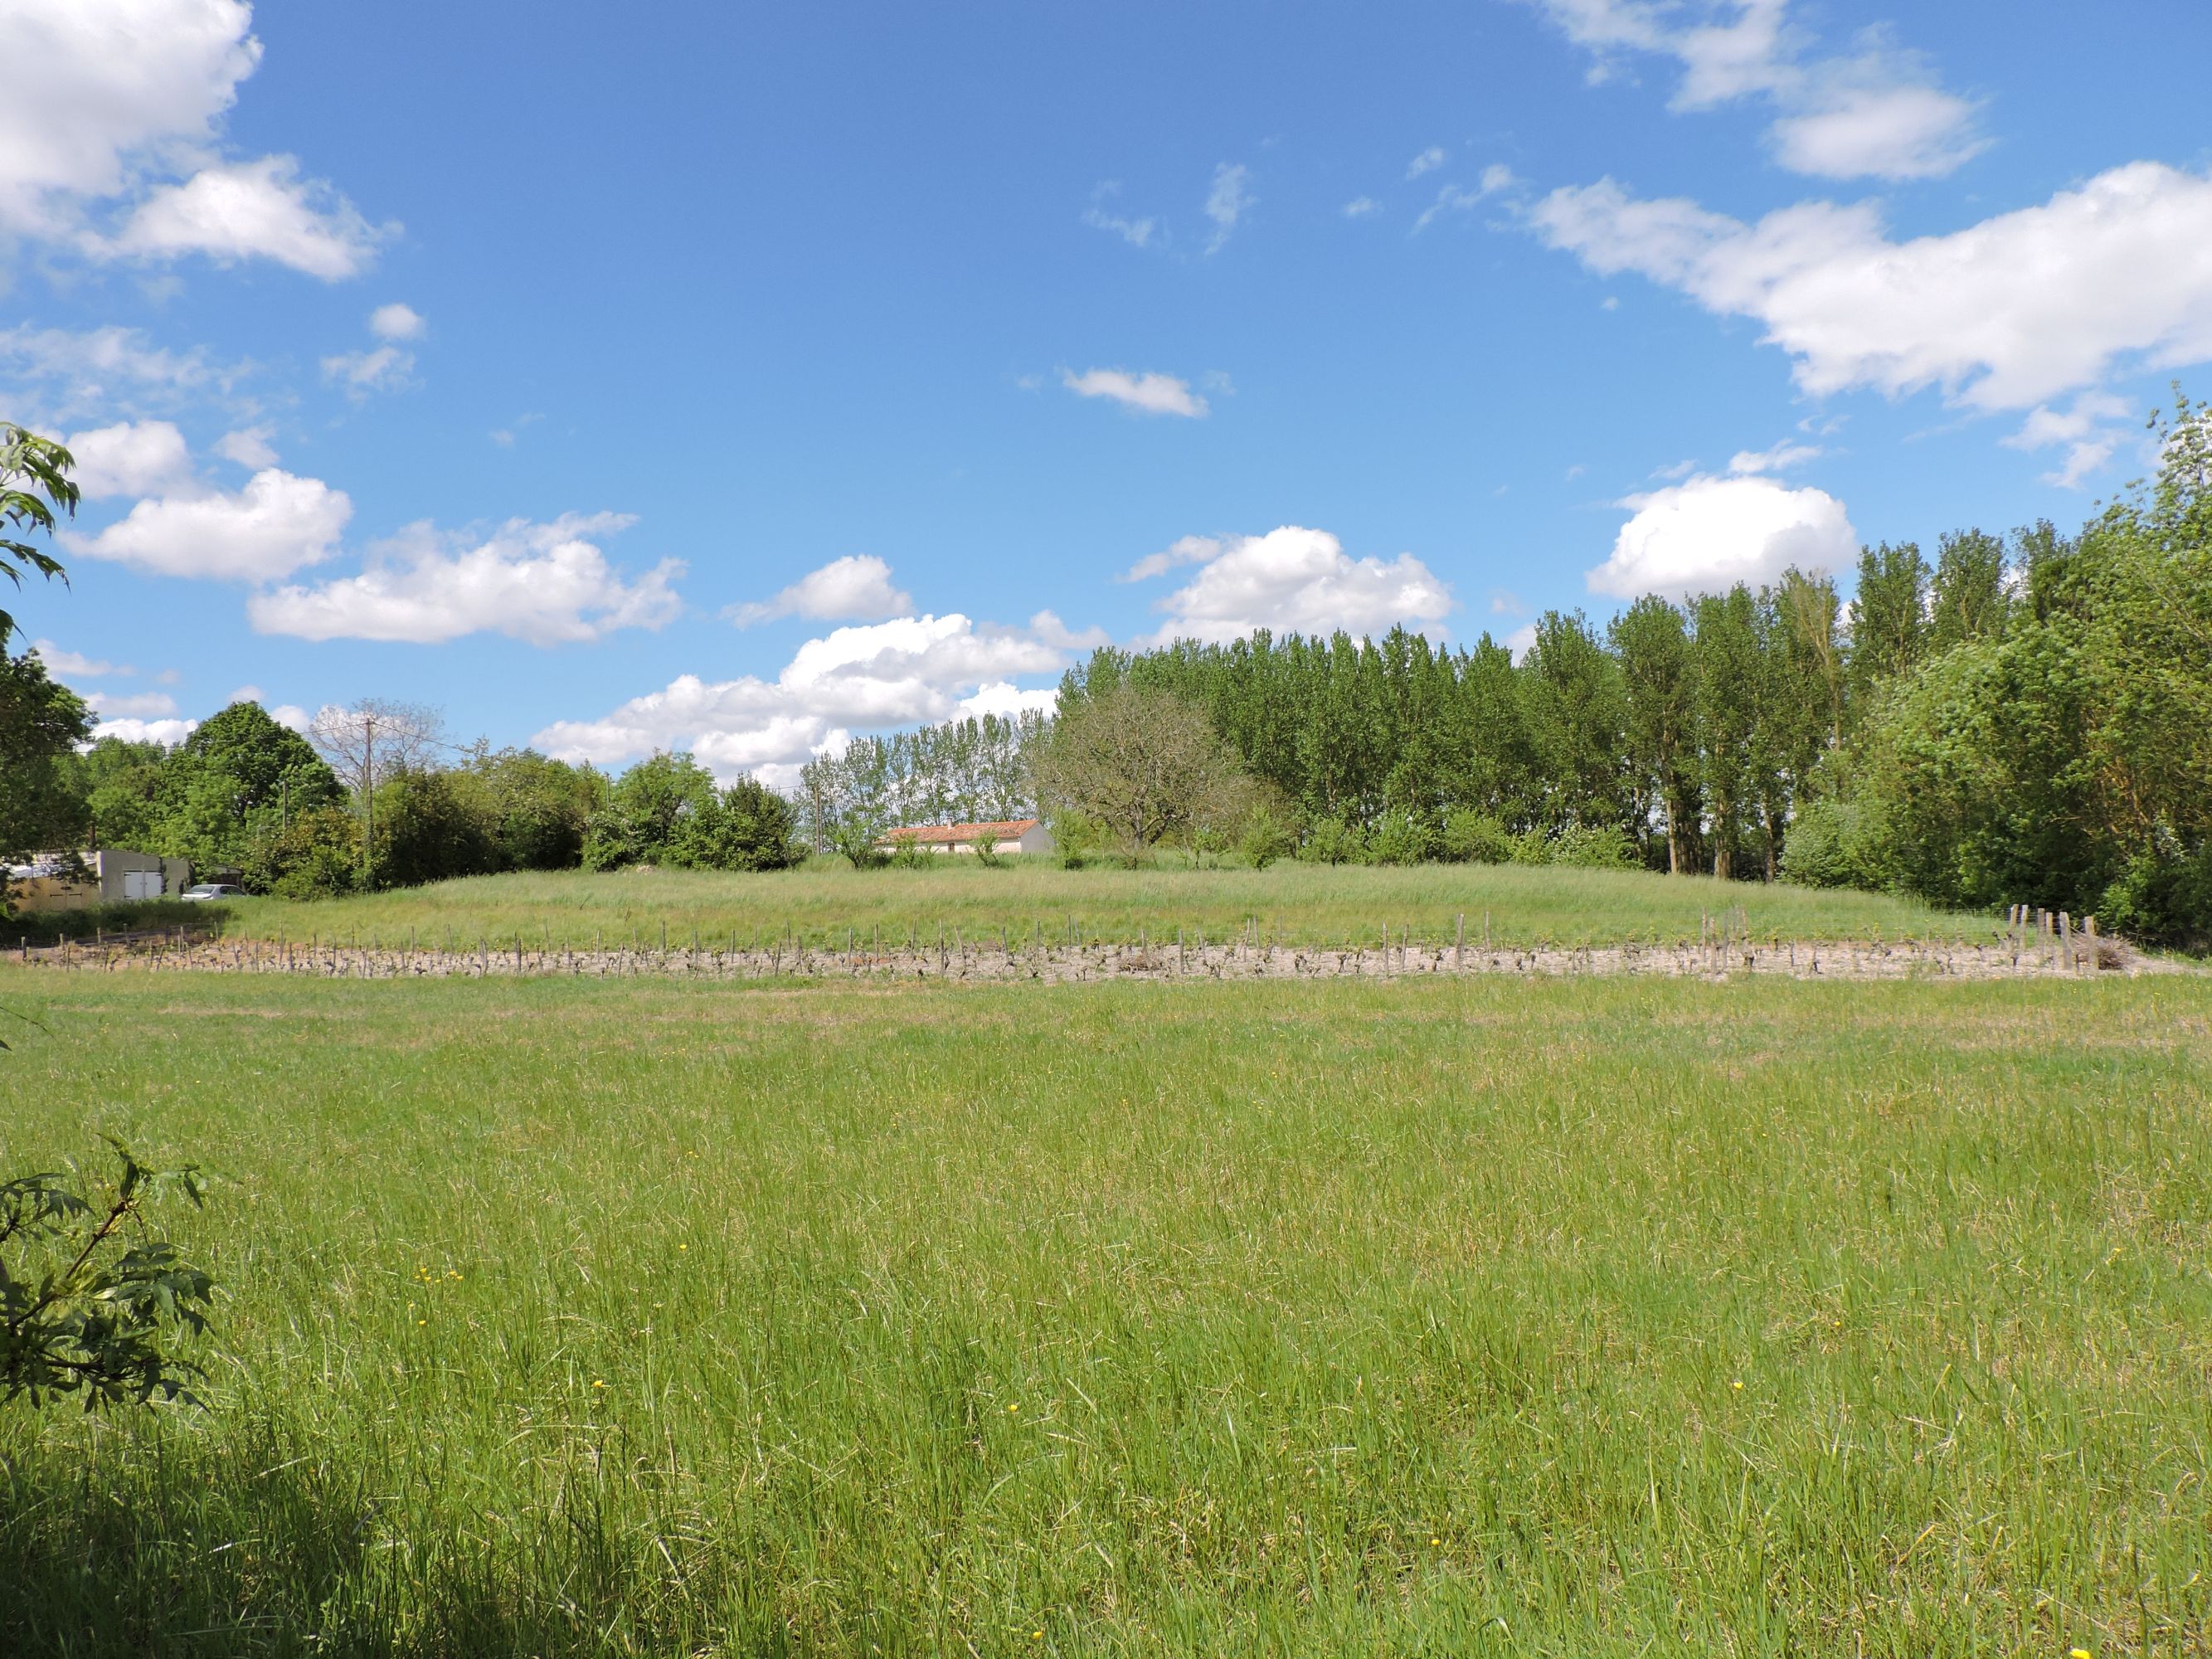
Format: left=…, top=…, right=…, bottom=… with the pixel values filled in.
left=7, top=399, right=2210, bottom=944
left=1019, top=395, right=2209, bottom=945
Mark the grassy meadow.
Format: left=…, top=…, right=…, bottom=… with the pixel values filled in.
left=2, top=966, right=2209, bottom=1655
left=113, top=859, right=2006, bottom=956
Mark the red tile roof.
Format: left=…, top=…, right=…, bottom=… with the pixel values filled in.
left=882, top=819, right=1041, bottom=843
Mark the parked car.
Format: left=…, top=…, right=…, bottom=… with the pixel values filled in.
left=179, top=883, right=245, bottom=901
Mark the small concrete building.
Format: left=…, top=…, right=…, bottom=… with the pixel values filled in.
left=5, top=849, right=192, bottom=912
left=880, top=818, right=1056, bottom=857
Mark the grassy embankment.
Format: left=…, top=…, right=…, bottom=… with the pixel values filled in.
left=33, top=860, right=2008, bottom=953
left=2, top=966, right=2208, bottom=1654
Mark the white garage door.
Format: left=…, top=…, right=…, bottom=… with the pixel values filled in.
left=122, top=870, right=163, bottom=900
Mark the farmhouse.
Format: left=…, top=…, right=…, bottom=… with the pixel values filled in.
left=4, top=847, right=192, bottom=912
left=879, top=818, right=1055, bottom=857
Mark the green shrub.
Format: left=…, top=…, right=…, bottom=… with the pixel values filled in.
left=241, top=805, right=362, bottom=899
left=2098, top=834, right=2212, bottom=951
left=1550, top=824, right=1636, bottom=870
left=1300, top=817, right=1369, bottom=866
left=1441, top=809, right=1512, bottom=864
left=1238, top=806, right=1295, bottom=870
left=1780, top=799, right=1884, bottom=891
left=1369, top=812, right=1440, bottom=867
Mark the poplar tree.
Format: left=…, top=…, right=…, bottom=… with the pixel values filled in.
left=1611, top=596, right=1699, bottom=873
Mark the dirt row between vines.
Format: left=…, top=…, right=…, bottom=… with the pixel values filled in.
left=11, top=931, right=2176, bottom=983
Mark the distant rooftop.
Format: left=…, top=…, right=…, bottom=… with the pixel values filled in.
left=882, top=819, right=1041, bottom=843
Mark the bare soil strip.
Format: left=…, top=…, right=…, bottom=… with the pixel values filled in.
left=11, top=930, right=2179, bottom=982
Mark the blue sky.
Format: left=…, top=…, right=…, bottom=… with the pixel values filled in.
left=9, top=0, right=2212, bottom=782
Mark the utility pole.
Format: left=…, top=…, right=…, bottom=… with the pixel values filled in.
left=281, top=776, right=289, bottom=832
left=362, top=713, right=377, bottom=891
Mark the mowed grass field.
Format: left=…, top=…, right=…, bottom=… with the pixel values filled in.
left=2, top=967, right=2210, bottom=1656
left=167, top=861, right=1996, bottom=955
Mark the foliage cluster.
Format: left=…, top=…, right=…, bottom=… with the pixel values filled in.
left=1, top=1140, right=213, bottom=1411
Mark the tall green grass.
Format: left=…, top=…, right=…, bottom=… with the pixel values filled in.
left=2, top=968, right=2206, bottom=1654
left=154, top=860, right=1995, bottom=954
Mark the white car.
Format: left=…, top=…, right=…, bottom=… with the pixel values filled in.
left=179, top=883, right=245, bottom=901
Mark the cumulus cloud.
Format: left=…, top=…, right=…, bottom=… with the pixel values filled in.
left=1518, top=0, right=1983, bottom=181
left=1204, top=163, right=1252, bottom=254
left=248, top=513, right=682, bottom=645
left=1406, top=147, right=1446, bottom=180
left=65, top=419, right=197, bottom=499
left=532, top=611, right=1101, bottom=780
left=31, top=640, right=118, bottom=678
left=369, top=302, right=425, bottom=340
left=215, top=426, right=278, bottom=468
left=66, top=466, right=351, bottom=581
left=105, top=154, right=388, bottom=279
left=84, top=689, right=178, bottom=719
left=0, top=1, right=386, bottom=277
left=1130, top=525, right=1455, bottom=645
left=92, top=716, right=197, bottom=747
left=727, top=555, right=913, bottom=628
left=1587, top=473, right=1857, bottom=600
left=1061, top=367, right=1208, bottom=418
left=1342, top=197, right=1382, bottom=219
left=0, top=0, right=259, bottom=231
left=1529, top=163, right=2212, bottom=415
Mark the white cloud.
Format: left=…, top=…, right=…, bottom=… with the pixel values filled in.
left=0, top=324, right=237, bottom=427
left=1519, top=0, right=1982, bottom=181
left=1587, top=473, right=1857, bottom=600
left=221, top=690, right=306, bottom=730
left=0, top=0, right=259, bottom=232
left=65, top=419, right=197, bottom=498
left=93, top=716, right=197, bottom=747
left=728, top=555, right=913, bottom=628
left=1342, top=197, right=1382, bottom=219
left=2002, top=391, right=2132, bottom=489
left=1407, top=147, right=1447, bottom=180
left=1414, top=165, right=1518, bottom=232
left=1119, top=533, right=1225, bottom=583
left=1768, top=80, right=1984, bottom=181
left=533, top=610, right=1099, bottom=780
left=1061, top=367, right=1208, bottom=418
left=1727, top=440, right=1822, bottom=474
left=85, top=689, right=178, bottom=718
left=1204, top=163, right=1252, bottom=254
left=248, top=513, right=682, bottom=645
left=1529, top=163, right=2212, bottom=414
left=368, top=302, right=425, bottom=340
left=30, top=640, right=121, bottom=677
left=1082, top=182, right=1156, bottom=249
left=1132, top=525, right=1455, bottom=645
left=1503, top=622, right=1539, bottom=663
left=215, top=425, right=277, bottom=468
left=959, top=681, right=1061, bottom=721
left=320, top=343, right=415, bottom=397
left=105, top=153, right=388, bottom=280
left=66, top=466, right=351, bottom=581
left=0, top=0, right=377, bottom=272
